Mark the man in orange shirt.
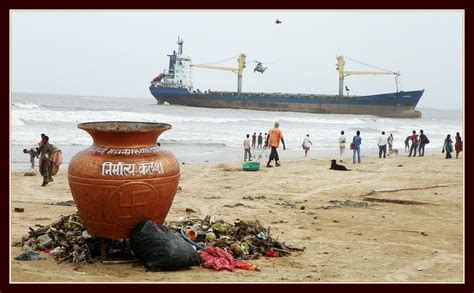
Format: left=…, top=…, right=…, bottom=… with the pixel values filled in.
left=266, top=121, right=286, bottom=167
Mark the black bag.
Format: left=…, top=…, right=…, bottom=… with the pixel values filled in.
left=425, top=136, right=430, bottom=144
left=130, top=220, right=201, bottom=271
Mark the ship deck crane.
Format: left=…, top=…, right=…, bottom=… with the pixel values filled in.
left=191, top=54, right=246, bottom=94
left=337, top=55, right=402, bottom=96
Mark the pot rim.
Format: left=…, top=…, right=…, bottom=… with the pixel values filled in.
left=78, top=121, right=172, bottom=132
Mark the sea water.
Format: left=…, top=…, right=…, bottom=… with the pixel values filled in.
left=11, top=92, right=463, bottom=170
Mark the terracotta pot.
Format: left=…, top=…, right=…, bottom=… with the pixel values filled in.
left=67, top=121, right=180, bottom=239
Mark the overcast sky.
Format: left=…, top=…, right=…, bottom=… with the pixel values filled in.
left=11, top=10, right=463, bottom=110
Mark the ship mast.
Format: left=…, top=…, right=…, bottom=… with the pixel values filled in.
left=337, top=55, right=401, bottom=96
left=191, top=54, right=247, bottom=94
left=177, top=37, right=183, bottom=56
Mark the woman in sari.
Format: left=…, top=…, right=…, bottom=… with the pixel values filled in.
left=442, top=134, right=453, bottom=159
left=455, top=132, right=463, bottom=159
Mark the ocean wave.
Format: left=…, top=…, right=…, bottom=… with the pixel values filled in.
left=12, top=102, right=41, bottom=109
left=12, top=107, right=372, bottom=126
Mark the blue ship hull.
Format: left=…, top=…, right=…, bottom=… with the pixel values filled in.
left=149, top=86, right=424, bottom=118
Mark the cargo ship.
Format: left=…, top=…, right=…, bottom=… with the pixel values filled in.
left=150, top=38, right=423, bottom=118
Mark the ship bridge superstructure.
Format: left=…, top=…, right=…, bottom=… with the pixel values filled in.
left=151, top=37, right=193, bottom=89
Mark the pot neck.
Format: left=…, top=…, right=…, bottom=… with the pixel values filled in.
left=85, top=129, right=166, bottom=149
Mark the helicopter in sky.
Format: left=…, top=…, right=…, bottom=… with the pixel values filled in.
left=253, top=61, right=268, bottom=73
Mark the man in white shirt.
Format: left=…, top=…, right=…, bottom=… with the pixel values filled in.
left=377, top=131, right=388, bottom=159
left=339, top=131, right=346, bottom=162
left=243, top=134, right=252, bottom=162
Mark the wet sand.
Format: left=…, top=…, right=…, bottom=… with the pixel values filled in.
left=10, top=154, right=463, bottom=283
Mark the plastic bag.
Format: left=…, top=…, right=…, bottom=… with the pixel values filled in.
left=130, top=220, right=201, bottom=271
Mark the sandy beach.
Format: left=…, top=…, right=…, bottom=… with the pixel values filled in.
left=10, top=154, right=463, bottom=283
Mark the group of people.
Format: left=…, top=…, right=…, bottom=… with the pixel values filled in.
left=23, top=133, right=62, bottom=186
left=403, top=130, right=430, bottom=157
left=243, top=122, right=464, bottom=166
left=243, top=122, right=286, bottom=167
left=441, top=132, right=463, bottom=159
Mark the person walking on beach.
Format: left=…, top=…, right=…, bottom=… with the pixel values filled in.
left=257, top=133, right=263, bottom=149
left=418, top=130, right=429, bottom=157
left=23, top=147, right=39, bottom=169
left=252, top=132, right=257, bottom=149
left=266, top=121, right=286, bottom=167
left=339, top=131, right=346, bottom=162
left=377, top=131, right=388, bottom=159
left=264, top=133, right=268, bottom=149
left=405, top=136, right=410, bottom=152
left=408, top=131, right=419, bottom=157
left=442, top=134, right=453, bottom=159
left=38, top=135, right=54, bottom=186
left=243, top=134, right=252, bottom=162
left=352, top=130, right=362, bottom=164
left=455, top=132, right=463, bottom=159
left=387, top=134, right=394, bottom=153
left=302, top=134, right=312, bottom=157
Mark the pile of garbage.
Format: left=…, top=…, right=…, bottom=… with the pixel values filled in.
left=15, top=213, right=304, bottom=266
left=166, top=215, right=304, bottom=259
left=15, top=212, right=131, bottom=264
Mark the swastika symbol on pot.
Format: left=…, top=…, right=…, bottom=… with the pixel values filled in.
left=109, top=182, right=160, bottom=228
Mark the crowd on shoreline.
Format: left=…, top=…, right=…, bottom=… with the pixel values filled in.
left=243, top=122, right=463, bottom=166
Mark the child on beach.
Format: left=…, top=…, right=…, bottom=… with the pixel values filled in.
left=23, top=147, right=39, bottom=169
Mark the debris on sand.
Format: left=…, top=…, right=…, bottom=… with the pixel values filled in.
left=320, top=200, right=369, bottom=209
left=16, top=212, right=304, bottom=265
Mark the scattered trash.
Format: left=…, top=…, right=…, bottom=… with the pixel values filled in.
left=185, top=208, right=196, bottom=213
left=321, top=200, right=368, bottom=209
left=275, top=201, right=296, bottom=208
left=166, top=216, right=303, bottom=260
left=23, top=170, right=36, bottom=176
left=198, top=247, right=259, bottom=272
left=223, top=203, right=252, bottom=208
left=130, top=220, right=201, bottom=271
left=14, top=251, right=45, bottom=261
left=15, top=212, right=131, bottom=264
left=243, top=195, right=266, bottom=200
left=205, top=232, right=216, bottom=242
left=16, top=212, right=304, bottom=268
left=53, top=200, right=75, bottom=207
left=264, top=248, right=279, bottom=257
left=421, top=232, right=428, bottom=236
left=398, top=165, right=403, bottom=167
left=14, top=207, right=24, bottom=213
left=417, top=267, right=423, bottom=271
left=363, top=198, right=427, bottom=205
left=300, top=206, right=306, bottom=210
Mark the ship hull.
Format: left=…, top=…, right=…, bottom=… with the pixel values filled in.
left=149, top=87, right=424, bottom=118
